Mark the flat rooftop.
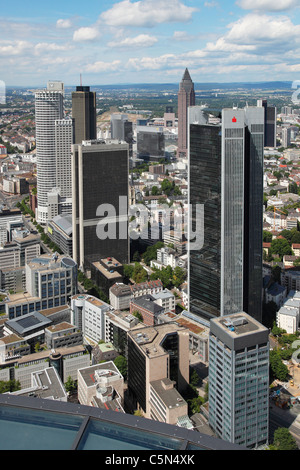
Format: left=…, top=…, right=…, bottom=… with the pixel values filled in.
left=128, top=322, right=188, bottom=359
left=78, top=361, right=121, bottom=388
left=92, top=262, right=123, bottom=280
left=212, top=312, right=268, bottom=337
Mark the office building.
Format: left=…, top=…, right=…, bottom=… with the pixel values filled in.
left=35, top=82, right=64, bottom=224
left=127, top=323, right=190, bottom=424
left=282, top=127, right=292, bottom=148
left=55, top=117, right=74, bottom=202
left=77, top=361, right=124, bottom=411
left=177, top=68, right=195, bottom=158
left=189, top=106, right=264, bottom=323
left=5, top=253, right=77, bottom=318
left=72, top=86, right=96, bottom=144
left=110, top=114, right=133, bottom=157
left=136, top=126, right=165, bottom=162
left=71, top=294, right=111, bottom=344
left=208, top=312, right=269, bottom=448
left=47, top=214, right=73, bottom=257
left=257, top=99, right=277, bottom=148
left=71, top=139, right=129, bottom=270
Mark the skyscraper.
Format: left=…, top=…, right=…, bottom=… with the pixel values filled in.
left=208, top=312, right=269, bottom=448
left=257, top=99, right=277, bottom=148
left=71, top=139, right=129, bottom=271
left=177, top=68, right=195, bottom=159
left=188, top=106, right=264, bottom=324
left=35, top=82, right=64, bottom=224
left=72, top=86, right=97, bottom=144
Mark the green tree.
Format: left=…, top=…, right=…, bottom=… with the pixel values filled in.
left=114, top=355, right=127, bottom=380
left=0, top=380, right=21, bottom=393
left=65, top=376, right=77, bottom=393
left=272, top=428, right=298, bottom=450
left=263, top=230, right=273, bottom=243
left=270, top=349, right=289, bottom=381
left=270, top=238, right=292, bottom=260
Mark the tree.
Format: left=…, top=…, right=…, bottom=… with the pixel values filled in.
left=114, top=355, right=127, bottom=380
left=263, top=230, right=273, bottom=243
left=65, top=376, right=77, bottom=393
left=270, top=349, right=289, bottom=382
left=272, top=428, right=298, bottom=450
left=0, top=379, right=21, bottom=394
left=270, top=238, right=292, bottom=260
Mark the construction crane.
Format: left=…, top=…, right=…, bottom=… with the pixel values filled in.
left=273, top=206, right=287, bottom=233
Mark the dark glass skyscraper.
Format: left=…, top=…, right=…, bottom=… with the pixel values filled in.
left=72, top=86, right=97, bottom=144
left=189, top=107, right=264, bottom=324
left=71, top=140, right=129, bottom=270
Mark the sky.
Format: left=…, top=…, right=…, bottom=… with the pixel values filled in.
left=2, top=0, right=300, bottom=86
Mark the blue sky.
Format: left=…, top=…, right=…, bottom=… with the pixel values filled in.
left=2, top=0, right=300, bottom=86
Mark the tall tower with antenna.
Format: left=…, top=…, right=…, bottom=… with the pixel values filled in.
left=72, top=78, right=97, bottom=144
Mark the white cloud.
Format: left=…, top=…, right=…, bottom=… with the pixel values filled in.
left=56, top=19, right=73, bottom=29
left=226, top=13, right=300, bottom=44
left=236, top=0, right=298, bottom=11
left=108, top=34, right=157, bottom=48
left=172, top=31, right=196, bottom=41
left=85, top=60, right=121, bottom=73
left=73, top=27, right=100, bottom=42
left=0, top=40, right=31, bottom=56
left=100, top=0, right=197, bottom=27
left=204, top=1, right=219, bottom=7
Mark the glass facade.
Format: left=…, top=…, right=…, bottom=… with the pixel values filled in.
left=189, top=108, right=264, bottom=323
left=189, top=124, right=222, bottom=321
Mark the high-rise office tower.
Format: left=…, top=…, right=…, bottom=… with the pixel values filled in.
left=72, top=86, right=97, bottom=144
left=257, top=99, right=277, bottom=148
left=35, top=82, right=64, bottom=224
left=208, top=312, right=269, bottom=448
left=71, top=140, right=129, bottom=271
left=55, top=117, right=74, bottom=200
left=188, top=106, right=264, bottom=324
left=177, top=68, right=195, bottom=158
left=110, top=114, right=133, bottom=157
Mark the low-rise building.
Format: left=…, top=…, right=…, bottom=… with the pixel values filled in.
left=109, top=283, right=132, bottom=310
left=130, top=295, right=164, bottom=326
left=77, top=361, right=124, bottom=412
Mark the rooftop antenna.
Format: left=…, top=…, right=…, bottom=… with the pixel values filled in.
left=80, top=73, right=82, bottom=86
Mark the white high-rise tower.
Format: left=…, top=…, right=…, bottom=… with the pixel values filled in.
left=35, top=81, right=64, bottom=224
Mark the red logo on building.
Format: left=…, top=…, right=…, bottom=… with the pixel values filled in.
left=232, top=117, right=237, bottom=123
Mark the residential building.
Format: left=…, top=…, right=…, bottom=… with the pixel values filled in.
left=130, top=294, right=164, bottom=326
left=189, top=106, right=264, bottom=324
left=209, top=312, right=269, bottom=448
left=152, top=289, right=176, bottom=313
